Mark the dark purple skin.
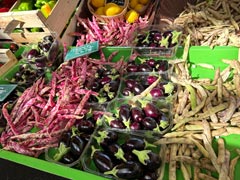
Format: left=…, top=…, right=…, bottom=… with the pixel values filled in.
left=109, top=80, right=119, bottom=92
left=143, top=103, right=160, bottom=119
left=147, top=75, right=158, bottom=85
left=110, top=119, right=126, bottom=129
left=119, top=104, right=131, bottom=121
left=115, top=161, right=143, bottom=179
left=131, top=107, right=145, bottom=122
left=93, top=151, right=115, bottom=173
left=100, top=76, right=112, bottom=86
left=69, top=135, right=86, bottom=157
left=132, top=83, right=144, bottom=95
left=141, top=117, right=157, bottom=130
left=150, top=87, right=164, bottom=98
left=125, top=79, right=136, bottom=89
left=127, top=65, right=139, bottom=72
left=59, top=131, right=72, bottom=147
left=130, top=122, right=141, bottom=130
left=91, top=81, right=101, bottom=91
left=140, top=171, right=158, bottom=180
left=123, top=137, right=146, bottom=151
left=122, top=87, right=132, bottom=96
left=76, top=119, right=95, bottom=134
left=138, top=64, right=153, bottom=72
left=99, top=131, right=119, bottom=149
left=27, top=49, right=40, bottom=59
left=146, top=59, right=156, bottom=68
left=60, top=152, right=76, bottom=164
left=144, top=152, right=161, bottom=170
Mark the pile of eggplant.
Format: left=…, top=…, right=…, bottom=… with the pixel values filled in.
left=82, top=129, right=161, bottom=180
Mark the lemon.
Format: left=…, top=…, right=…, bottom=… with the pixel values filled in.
left=95, top=6, right=105, bottom=15
left=104, top=3, right=122, bottom=16
left=129, top=0, right=138, bottom=9
left=91, top=0, right=105, bottom=8
left=125, top=9, right=139, bottom=23
left=139, top=0, right=149, bottom=5
left=134, top=3, right=145, bottom=13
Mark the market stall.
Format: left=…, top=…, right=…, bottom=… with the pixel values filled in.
left=0, top=0, right=240, bottom=180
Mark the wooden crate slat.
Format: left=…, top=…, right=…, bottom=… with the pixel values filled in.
left=45, top=0, right=81, bottom=36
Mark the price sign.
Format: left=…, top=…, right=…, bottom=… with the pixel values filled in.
left=65, top=41, right=99, bottom=61
left=0, top=84, right=17, bottom=102
left=106, top=0, right=125, bottom=6
left=0, top=158, right=70, bottom=180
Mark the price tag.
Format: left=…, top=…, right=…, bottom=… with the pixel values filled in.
left=106, top=0, right=125, bottom=6
left=0, top=84, right=17, bottom=102
left=65, top=41, right=99, bottom=61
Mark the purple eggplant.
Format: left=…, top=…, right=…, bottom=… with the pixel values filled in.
left=140, top=171, right=158, bottom=180
left=118, top=104, right=131, bottom=121
left=94, top=130, right=118, bottom=148
left=92, top=148, right=115, bottom=173
left=105, top=143, right=127, bottom=162
left=150, top=87, right=164, bottom=98
left=131, top=107, right=145, bottom=122
left=76, top=119, right=95, bottom=134
left=141, top=117, right=158, bottom=130
left=70, top=135, right=85, bottom=157
left=132, top=149, right=161, bottom=170
left=130, top=122, right=141, bottom=130
left=138, top=100, right=160, bottom=119
left=104, top=161, right=143, bottom=179
left=26, top=49, right=40, bottom=59
left=124, top=137, right=156, bottom=151
left=60, top=152, right=77, bottom=164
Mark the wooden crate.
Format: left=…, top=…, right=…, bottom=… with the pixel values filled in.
left=0, top=49, right=18, bottom=76
left=0, top=0, right=81, bottom=46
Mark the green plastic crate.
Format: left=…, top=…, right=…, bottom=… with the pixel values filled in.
left=0, top=46, right=239, bottom=180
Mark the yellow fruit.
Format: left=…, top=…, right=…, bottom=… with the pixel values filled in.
left=129, top=0, right=138, bottom=9
left=139, top=0, right=149, bottom=5
left=104, top=3, right=122, bottom=16
left=125, top=9, right=139, bottom=23
left=95, top=6, right=105, bottom=15
left=91, top=0, right=105, bottom=8
left=134, top=3, right=145, bottom=13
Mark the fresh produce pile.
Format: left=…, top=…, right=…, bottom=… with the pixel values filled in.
left=73, top=0, right=158, bottom=46
left=81, top=129, right=161, bottom=180
left=45, top=109, right=103, bottom=166
left=120, top=73, right=173, bottom=98
left=12, top=0, right=57, bottom=18
left=5, top=35, right=63, bottom=92
left=153, top=42, right=240, bottom=180
left=103, top=98, right=172, bottom=135
left=0, top=50, right=126, bottom=157
left=173, top=0, right=240, bottom=47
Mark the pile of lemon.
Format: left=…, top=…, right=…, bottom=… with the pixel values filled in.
left=125, top=0, right=150, bottom=23
left=90, top=0, right=150, bottom=24
left=129, top=0, right=149, bottom=14
left=91, top=0, right=124, bottom=17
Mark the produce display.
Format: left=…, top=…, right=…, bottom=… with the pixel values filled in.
left=119, top=73, right=174, bottom=98
left=74, top=0, right=158, bottom=46
left=103, top=98, right=172, bottom=136
left=173, top=0, right=240, bottom=47
left=81, top=129, right=161, bottom=179
left=12, top=0, right=57, bottom=18
left=1, top=0, right=240, bottom=180
left=45, top=108, right=102, bottom=166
